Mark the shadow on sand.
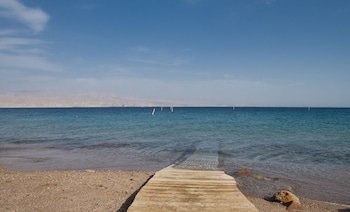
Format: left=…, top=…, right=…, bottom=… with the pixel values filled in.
left=117, top=174, right=154, bottom=212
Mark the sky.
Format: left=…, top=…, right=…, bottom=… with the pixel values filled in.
left=0, top=0, right=349, bottom=107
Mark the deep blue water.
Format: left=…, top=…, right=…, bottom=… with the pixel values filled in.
left=1, top=107, right=350, bottom=204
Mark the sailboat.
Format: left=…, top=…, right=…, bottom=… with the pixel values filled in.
left=152, top=108, right=156, bottom=116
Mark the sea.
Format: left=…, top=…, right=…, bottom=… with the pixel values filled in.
left=0, top=107, right=349, bottom=205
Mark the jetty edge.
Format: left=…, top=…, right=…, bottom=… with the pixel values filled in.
left=127, top=165, right=259, bottom=211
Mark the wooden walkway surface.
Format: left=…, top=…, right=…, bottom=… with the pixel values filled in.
left=127, top=166, right=258, bottom=211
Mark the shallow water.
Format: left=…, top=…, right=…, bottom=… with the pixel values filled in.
left=0, top=107, right=349, bottom=204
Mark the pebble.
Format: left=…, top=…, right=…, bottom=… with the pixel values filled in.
left=239, top=168, right=251, bottom=175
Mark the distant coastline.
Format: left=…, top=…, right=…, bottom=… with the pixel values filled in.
left=0, top=92, right=184, bottom=108
left=1, top=92, right=349, bottom=108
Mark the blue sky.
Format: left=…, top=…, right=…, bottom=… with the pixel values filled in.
left=0, top=0, right=349, bottom=106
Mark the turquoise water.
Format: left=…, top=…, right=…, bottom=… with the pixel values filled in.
left=0, top=107, right=350, bottom=204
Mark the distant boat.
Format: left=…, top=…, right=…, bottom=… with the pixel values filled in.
left=152, top=108, right=156, bottom=116
left=170, top=107, right=174, bottom=112
left=308, top=107, right=311, bottom=111
left=233, top=107, right=235, bottom=110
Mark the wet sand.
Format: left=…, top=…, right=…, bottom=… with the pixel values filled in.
left=1, top=165, right=349, bottom=212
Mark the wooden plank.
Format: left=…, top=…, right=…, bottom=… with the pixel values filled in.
left=128, top=166, right=258, bottom=212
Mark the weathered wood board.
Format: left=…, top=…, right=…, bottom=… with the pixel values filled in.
left=128, top=166, right=258, bottom=212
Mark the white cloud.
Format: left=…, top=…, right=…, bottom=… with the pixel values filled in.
left=0, top=37, right=44, bottom=51
left=0, top=53, right=60, bottom=72
left=0, top=29, right=17, bottom=35
left=0, top=37, right=58, bottom=72
left=0, top=0, right=49, bottom=33
left=0, top=0, right=58, bottom=74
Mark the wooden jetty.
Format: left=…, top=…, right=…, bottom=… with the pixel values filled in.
left=127, top=166, right=258, bottom=211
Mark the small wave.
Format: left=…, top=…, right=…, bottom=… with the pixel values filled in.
left=80, top=142, right=131, bottom=149
left=10, top=139, right=47, bottom=144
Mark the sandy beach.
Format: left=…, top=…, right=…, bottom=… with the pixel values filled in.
left=1, top=166, right=349, bottom=212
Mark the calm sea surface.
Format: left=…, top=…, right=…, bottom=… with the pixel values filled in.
left=1, top=107, right=349, bottom=204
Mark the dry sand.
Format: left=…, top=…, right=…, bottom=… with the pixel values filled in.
left=0, top=166, right=153, bottom=212
left=1, top=166, right=349, bottom=212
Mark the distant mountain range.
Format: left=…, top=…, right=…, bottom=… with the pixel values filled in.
left=0, top=92, right=184, bottom=108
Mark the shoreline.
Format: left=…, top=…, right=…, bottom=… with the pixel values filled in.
left=1, top=166, right=349, bottom=212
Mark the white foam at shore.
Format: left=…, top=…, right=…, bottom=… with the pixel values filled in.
left=312, top=200, right=350, bottom=208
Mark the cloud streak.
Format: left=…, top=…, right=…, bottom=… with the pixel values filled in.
left=127, top=46, right=190, bottom=69
left=0, top=29, right=17, bottom=35
left=0, top=0, right=49, bottom=33
left=0, top=53, right=60, bottom=72
left=0, top=37, right=59, bottom=72
left=0, top=1, right=59, bottom=74
left=0, top=37, right=45, bottom=51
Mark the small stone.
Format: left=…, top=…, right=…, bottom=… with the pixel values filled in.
left=238, top=168, right=251, bottom=175
left=85, top=169, right=95, bottom=173
left=272, top=190, right=302, bottom=211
